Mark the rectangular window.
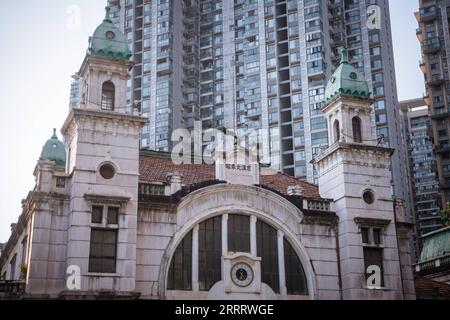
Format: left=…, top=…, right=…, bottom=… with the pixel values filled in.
left=10, top=254, right=17, bottom=280
left=198, top=216, right=222, bottom=291
left=88, top=229, right=117, bottom=273
left=228, top=215, right=250, bottom=253
left=107, top=207, right=119, bottom=225
left=167, top=231, right=192, bottom=290
left=256, top=220, right=279, bottom=293
left=361, top=227, right=370, bottom=244
left=92, top=206, right=103, bottom=224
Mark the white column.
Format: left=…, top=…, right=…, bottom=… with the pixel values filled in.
left=277, top=230, right=287, bottom=295
left=222, top=214, right=229, bottom=284
left=192, top=225, right=199, bottom=292
left=250, top=215, right=257, bottom=256
left=222, top=214, right=228, bottom=256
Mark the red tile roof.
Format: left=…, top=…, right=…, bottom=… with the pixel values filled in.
left=139, top=152, right=321, bottom=199
left=415, top=275, right=450, bottom=300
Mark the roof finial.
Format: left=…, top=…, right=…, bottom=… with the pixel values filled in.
left=104, top=6, right=112, bottom=22
left=339, top=47, right=348, bottom=64
left=52, top=128, right=58, bottom=139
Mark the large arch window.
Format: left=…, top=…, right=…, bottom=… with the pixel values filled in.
left=167, top=214, right=309, bottom=296
left=101, top=81, right=115, bottom=110
left=352, top=116, right=362, bottom=143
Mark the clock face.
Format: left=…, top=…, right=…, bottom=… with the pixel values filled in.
left=231, top=263, right=254, bottom=287
left=106, top=31, right=116, bottom=39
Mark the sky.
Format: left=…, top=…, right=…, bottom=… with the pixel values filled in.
left=0, top=0, right=422, bottom=242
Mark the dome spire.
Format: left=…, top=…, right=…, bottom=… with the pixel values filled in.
left=40, top=129, right=66, bottom=166
left=104, top=6, right=112, bottom=22
left=324, top=46, right=371, bottom=103
left=87, top=5, right=132, bottom=61
left=339, top=47, right=348, bottom=64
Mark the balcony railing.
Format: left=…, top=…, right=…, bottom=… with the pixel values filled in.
left=423, top=37, right=441, bottom=53
left=418, top=6, right=438, bottom=22
left=427, top=74, right=447, bottom=86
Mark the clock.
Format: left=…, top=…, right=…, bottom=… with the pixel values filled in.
left=231, top=262, right=254, bottom=287
left=106, top=31, right=116, bottom=39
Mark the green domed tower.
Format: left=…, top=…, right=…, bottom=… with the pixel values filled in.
left=324, top=48, right=371, bottom=104
left=87, top=7, right=132, bottom=61
left=40, top=129, right=66, bottom=167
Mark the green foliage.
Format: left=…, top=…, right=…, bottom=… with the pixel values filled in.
left=440, top=202, right=450, bottom=226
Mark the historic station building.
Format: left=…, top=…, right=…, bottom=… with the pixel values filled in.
left=0, top=10, right=415, bottom=300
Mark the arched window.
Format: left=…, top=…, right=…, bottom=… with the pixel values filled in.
left=352, top=117, right=362, bottom=143
left=333, top=120, right=340, bottom=143
left=101, top=81, right=115, bottom=110
left=167, top=214, right=309, bottom=296
left=284, top=238, right=308, bottom=294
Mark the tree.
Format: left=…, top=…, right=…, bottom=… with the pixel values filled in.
left=440, top=203, right=450, bottom=227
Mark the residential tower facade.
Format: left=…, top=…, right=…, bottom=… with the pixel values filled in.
left=106, top=0, right=411, bottom=218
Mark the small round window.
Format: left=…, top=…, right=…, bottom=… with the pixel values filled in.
left=106, top=31, right=116, bottom=39
left=363, top=190, right=375, bottom=205
left=349, top=72, right=357, bottom=80
left=99, top=163, right=115, bottom=180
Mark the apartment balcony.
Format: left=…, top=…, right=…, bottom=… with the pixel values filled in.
left=246, top=108, right=261, bottom=119
left=427, top=74, right=447, bottom=87
left=417, top=6, right=438, bottom=22
left=157, top=62, right=171, bottom=75
left=435, top=144, right=450, bottom=154
left=423, top=37, right=441, bottom=53
left=430, top=109, right=449, bottom=119
left=416, top=28, right=425, bottom=41
left=419, top=60, right=428, bottom=74
left=423, top=94, right=432, bottom=106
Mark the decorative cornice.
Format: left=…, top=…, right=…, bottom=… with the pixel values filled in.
left=354, top=217, right=391, bottom=227
left=84, top=194, right=131, bottom=204
left=312, top=141, right=394, bottom=165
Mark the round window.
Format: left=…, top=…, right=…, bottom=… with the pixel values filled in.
left=349, top=72, right=357, bottom=80
left=363, top=190, right=375, bottom=205
left=99, top=164, right=115, bottom=180
left=106, top=31, right=116, bottom=39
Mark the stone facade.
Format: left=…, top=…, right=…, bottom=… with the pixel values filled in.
left=0, top=11, right=416, bottom=300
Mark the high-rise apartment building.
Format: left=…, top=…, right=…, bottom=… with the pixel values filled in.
left=400, top=98, right=442, bottom=256
left=106, top=0, right=410, bottom=217
left=416, top=0, right=450, bottom=207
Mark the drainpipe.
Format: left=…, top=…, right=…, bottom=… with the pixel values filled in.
left=334, top=224, right=343, bottom=300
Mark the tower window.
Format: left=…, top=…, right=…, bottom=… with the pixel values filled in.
left=99, top=163, right=116, bottom=180
left=352, top=116, right=362, bottom=143
left=88, top=229, right=117, bottom=273
left=101, top=81, right=115, bottom=110
left=363, top=190, right=375, bottom=205
left=334, top=120, right=340, bottom=143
